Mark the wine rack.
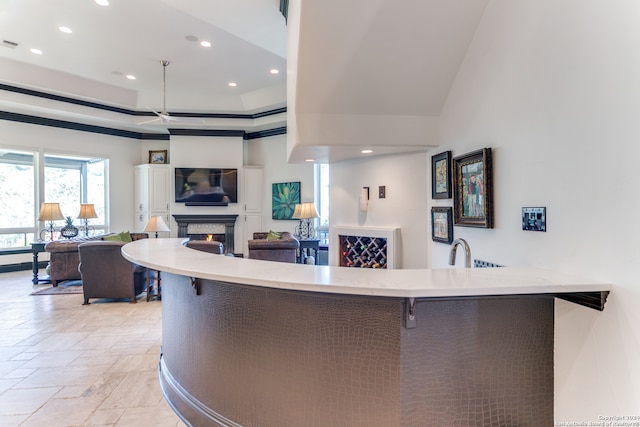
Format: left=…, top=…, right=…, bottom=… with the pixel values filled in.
left=339, top=235, right=388, bottom=268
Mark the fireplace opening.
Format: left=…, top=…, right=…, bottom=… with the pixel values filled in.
left=173, top=214, right=238, bottom=255
left=188, top=234, right=225, bottom=244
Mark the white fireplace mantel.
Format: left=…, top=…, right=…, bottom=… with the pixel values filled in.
left=329, top=226, right=401, bottom=268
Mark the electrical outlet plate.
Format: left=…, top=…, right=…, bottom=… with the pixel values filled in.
left=379, top=186, right=386, bottom=198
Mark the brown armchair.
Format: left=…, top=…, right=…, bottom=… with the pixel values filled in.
left=248, top=232, right=299, bottom=263
left=78, top=241, right=147, bottom=305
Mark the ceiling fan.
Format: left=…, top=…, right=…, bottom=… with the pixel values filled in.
left=139, top=60, right=205, bottom=126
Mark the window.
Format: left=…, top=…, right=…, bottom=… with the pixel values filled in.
left=0, top=150, right=36, bottom=247
left=0, top=150, right=107, bottom=249
left=44, top=154, right=106, bottom=235
left=316, top=163, right=329, bottom=244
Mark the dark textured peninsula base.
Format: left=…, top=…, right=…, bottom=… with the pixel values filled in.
left=159, top=273, right=554, bottom=427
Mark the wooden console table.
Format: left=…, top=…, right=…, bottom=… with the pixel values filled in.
left=30, top=242, right=50, bottom=284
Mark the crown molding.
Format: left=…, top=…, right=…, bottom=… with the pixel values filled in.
left=0, top=110, right=169, bottom=140
left=0, top=83, right=287, bottom=140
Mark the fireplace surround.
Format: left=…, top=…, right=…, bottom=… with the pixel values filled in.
left=173, top=214, right=238, bottom=254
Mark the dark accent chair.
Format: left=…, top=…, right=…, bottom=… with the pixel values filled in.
left=248, top=232, right=299, bottom=263
left=184, top=239, right=224, bottom=254
left=78, top=241, right=147, bottom=305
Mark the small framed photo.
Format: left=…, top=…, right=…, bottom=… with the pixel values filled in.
left=431, top=206, right=453, bottom=244
left=431, top=151, right=452, bottom=199
left=522, top=207, right=546, bottom=232
left=453, top=148, right=493, bottom=228
left=149, top=150, right=167, bottom=164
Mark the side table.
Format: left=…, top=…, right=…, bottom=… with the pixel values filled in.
left=31, top=242, right=51, bottom=284
left=297, top=239, right=320, bottom=265
left=146, top=269, right=162, bottom=301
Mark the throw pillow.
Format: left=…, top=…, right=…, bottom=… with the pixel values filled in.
left=266, top=230, right=282, bottom=241
left=103, top=232, right=133, bottom=242
left=103, top=233, right=123, bottom=242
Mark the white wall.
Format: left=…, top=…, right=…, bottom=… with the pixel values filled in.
left=0, top=120, right=143, bottom=265
left=329, top=151, right=430, bottom=269
left=140, top=139, right=170, bottom=164
left=244, top=134, right=315, bottom=234
left=434, top=0, right=640, bottom=419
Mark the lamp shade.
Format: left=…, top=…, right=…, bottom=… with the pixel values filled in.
left=77, top=204, right=98, bottom=219
left=38, top=202, right=64, bottom=221
left=292, top=204, right=303, bottom=219
left=297, top=202, right=320, bottom=219
left=143, top=215, right=170, bottom=233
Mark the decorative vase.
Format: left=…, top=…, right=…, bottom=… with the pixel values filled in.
left=61, top=216, right=79, bottom=239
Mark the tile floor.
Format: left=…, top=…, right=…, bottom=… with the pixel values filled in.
left=0, top=270, right=185, bottom=427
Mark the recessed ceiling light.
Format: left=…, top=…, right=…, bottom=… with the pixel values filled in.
left=305, top=159, right=314, bottom=162
left=361, top=149, right=373, bottom=154
left=95, top=0, right=109, bottom=6
left=58, top=26, right=72, bottom=34
left=270, top=69, right=279, bottom=74
left=126, top=74, right=136, bottom=80
left=200, top=40, right=211, bottom=48
left=228, top=82, right=237, bottom=87
left=30, top=48, right=43, bottom=55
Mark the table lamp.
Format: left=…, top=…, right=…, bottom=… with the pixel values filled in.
left=77, top=204, right=98, bottom=236
left=144, top=215, right=170, bottom=238
left=292, top=202, right=319, bottom=239
left=38, top=202, right=64, bottom=241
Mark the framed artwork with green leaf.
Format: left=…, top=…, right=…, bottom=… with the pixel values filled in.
left=272, top=181, right=301, bottom=220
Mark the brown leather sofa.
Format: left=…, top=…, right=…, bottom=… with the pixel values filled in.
left=78, top=241, right=147, bottom=304
left=248, top=232, right=299, bottom=263
left=45, top=233, right=148, bottom=286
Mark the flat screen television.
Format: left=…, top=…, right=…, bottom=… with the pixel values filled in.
left=175, top=168, right=238, bottom=205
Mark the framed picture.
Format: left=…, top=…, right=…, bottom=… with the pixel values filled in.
left=453, top=148, right=493, bottom=228
left=431, top=206, right=453, bottom=244
left=431, top=151, right=452, bottom=199
left=149, top=150, right=167, bottom=164
left=272, top=181, right=301, bottom=220
left=522, top=207, right=546, bottom=232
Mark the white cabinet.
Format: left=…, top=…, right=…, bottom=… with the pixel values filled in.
left=134, top=164, right=171, bottom=235
left=243, top=167, right=263, bottom=213
left=243, top=167, right=263, bottom=256
left=135, top=164, right=170, bottom=213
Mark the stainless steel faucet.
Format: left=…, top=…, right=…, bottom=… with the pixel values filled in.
left=449, top=238, right=471, bottom=268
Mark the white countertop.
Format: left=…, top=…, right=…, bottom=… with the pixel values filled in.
left=122, top=238, right=611, bottom=299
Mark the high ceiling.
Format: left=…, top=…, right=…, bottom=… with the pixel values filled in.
left=0, top=0, right=490, bottom=162
left=0, top=0, right=287, bottom=113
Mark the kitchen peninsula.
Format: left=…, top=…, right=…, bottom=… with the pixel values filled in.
left=122, top=238, right=610, bottom=427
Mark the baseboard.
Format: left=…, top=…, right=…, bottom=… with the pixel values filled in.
left=0, top=261, right=47, bottom=274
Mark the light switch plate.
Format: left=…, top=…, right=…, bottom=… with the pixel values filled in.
left=379, top=186, right=386, bottom=198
